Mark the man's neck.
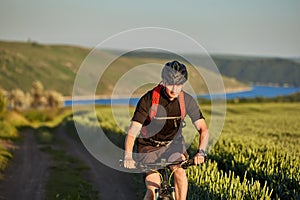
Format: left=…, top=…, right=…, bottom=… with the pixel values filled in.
left=162, top=87, right=177, bottom=101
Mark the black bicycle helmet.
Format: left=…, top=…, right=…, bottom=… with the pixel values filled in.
left=161, top=60, right=188, bottom=85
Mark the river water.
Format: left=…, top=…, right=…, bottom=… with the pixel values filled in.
left=65, top=85, right=300, bottom=107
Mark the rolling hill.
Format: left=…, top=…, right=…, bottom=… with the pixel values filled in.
left=5, top=40, right=299, bottom=97
left=0, top=41, right=89, bottom=95
left=0, top=40, right=249, bottom=97
left=107, top=50, right=300, bottom=87
left=211, top=55, right=300, bottom=87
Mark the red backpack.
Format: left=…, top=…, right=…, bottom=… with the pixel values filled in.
left=141, top=84, right=186, bottom=137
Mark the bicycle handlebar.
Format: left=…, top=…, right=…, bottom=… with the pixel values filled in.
left=119, top=158, right=195, bottom=171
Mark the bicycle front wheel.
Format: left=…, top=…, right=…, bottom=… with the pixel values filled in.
left=155, top=187, right=176, bottom=200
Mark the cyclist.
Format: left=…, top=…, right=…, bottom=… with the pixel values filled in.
left=123, top=60, right=209, bottom=200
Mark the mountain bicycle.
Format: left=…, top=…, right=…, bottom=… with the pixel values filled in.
left=120, top=158, right=195, bottom=200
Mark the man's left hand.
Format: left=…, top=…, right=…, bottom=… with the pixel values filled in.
left=194, top=149, right=207, bottom=165
left=194, top=153, right=205, bottom=165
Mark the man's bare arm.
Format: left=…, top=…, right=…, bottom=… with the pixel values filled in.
left=124, top=121, right=142, bottom=168
left=193, top=118, right=209, bottom=164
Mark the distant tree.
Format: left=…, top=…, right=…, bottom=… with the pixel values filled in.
left=25, top=92, right=32, bottom=108
left=46, top=90, right=63, bottom=108
left=0, top=90, right=6, bottom=113
left=8, top=89, right=26, bottom=111
left=30, top=80, right=46, bottom=108
left=6, top=81, right=64, bottom=111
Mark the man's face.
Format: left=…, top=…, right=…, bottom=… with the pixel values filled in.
left=164, top=83, right=183, bottom=99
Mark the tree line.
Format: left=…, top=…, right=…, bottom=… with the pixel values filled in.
left=0, top=80, right=63, bottom=112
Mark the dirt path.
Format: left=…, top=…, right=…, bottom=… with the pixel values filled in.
left=0, top=129, right=50, bottom=200
left=0, top=126, right=140, bottom=200
left=54, top=125, right=140, bottom=200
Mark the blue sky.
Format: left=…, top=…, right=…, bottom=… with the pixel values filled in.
left=0, top=0, right=299, bottom=57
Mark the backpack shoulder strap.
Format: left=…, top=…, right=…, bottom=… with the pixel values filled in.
left=179, top=91, right=186, bottom=119
left=149, top=84, right=163, bottom=120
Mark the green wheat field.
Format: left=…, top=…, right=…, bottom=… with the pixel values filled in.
left=69, top=102, right=300, bottom=199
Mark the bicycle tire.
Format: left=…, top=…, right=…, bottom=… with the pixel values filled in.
left=157, top=196, right=174, bottom=200
left=155, top=187, right=175, bottom=200
left=170, top=187, right=175, bottom=200
left=155, top=188, right=159, bottom=199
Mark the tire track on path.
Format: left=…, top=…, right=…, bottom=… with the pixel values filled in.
left=55, top=125, right=140, bottom=200
left=0, top=129, right=50, bottom=200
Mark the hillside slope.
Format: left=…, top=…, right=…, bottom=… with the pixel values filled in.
left=0, top=41, right=248, bottom=96
left=0, top=41, right=89, bottom=95
left=108, top=50, right=300, bottom=87
left=212, top=55, right=300, bottom=87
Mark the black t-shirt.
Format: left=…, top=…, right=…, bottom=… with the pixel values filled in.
left=132, top=86, right=204, bottom=142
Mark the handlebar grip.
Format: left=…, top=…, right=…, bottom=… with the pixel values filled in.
left=180, top=159, right=194, bottom=169
left=120, top=159, right=140, bottom=169
left=119, top=159, right=124, bottom=167
left=188, top=158, right=195, bottom=165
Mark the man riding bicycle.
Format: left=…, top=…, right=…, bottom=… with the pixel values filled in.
left=123, top=60, right=209, bottom=200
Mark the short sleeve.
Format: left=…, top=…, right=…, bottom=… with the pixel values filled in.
left=184, top=93, right=204, bottom=123
left=131, top=91, right=152, bottom=124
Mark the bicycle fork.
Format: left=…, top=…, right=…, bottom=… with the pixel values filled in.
left=154, top=168, right=176, bottom=200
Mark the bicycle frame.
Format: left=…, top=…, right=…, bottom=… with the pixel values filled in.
left=153, top=159, right=176, bottom=200
left=120, top=158, right=194, bottom=200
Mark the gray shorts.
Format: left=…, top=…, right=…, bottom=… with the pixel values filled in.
left=137, top=138, right=188, bottom=164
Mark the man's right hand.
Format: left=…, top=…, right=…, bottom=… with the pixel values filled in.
left=123, top=158, right=136, bottom=169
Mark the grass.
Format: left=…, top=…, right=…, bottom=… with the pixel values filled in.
left=0, top=121, right=19, bottom=140
left=41, top=146, right=98, bottom=200
left=0, top=107, right=72, bottom=176
left=0, top=112, right=21, bottom=178
left=0, top=106, right=84, bottom=198
left=190, top=102, right=300, bottom=199
left=84, top=102, right=299, bottom=199
left=24, top=108, right=100, bottom=200
left=35, top=126, right=55, bottom=144
left=21, top=107, right=73, bottom=128
left=220, top=103, right=300, bottom=155
left=34, top=124, right=99, bottom=200
left=1, top=101, right=299, bottom=199
left=0, top=40, right=249, bottom=96
left=0, top=41, right=89, bottom=95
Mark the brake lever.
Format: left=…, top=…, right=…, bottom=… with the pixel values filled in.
left=180, top=159, right=194, bottom=169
